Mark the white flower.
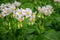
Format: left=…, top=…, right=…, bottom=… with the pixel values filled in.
left=30, top=16, right=35, bottom=22
left=12, top=9, right=24, bottom=22
left=13, top=1, right=21, bottom=7
left=38, top=6, right=42, bottom=12
left=9, top=4, right=16, bottom=10
left=46, top=5, right=53, bottom=9
left=13, top=8, right=25, bottom=20
left=30, top=12, right=36, bottom=22
left=38, top=5, right=53, bottom=16
left=42, top=6, right=47, bottom=13
left=0, top=4, right=5, bottom=10
left=16, top=8, right=24, bottom=17
left=1, top=8, right=12, bottom=17
left=25, top=8, right=32, bottom=18
left=45, top=5, right=53, bottom=15
left=54, top=0, right=60, bottom=2
left=3, top=3, right=11, bottom=8
left=38, top=6, right=47, bottom=14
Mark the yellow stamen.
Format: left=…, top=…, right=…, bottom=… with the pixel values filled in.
left=19, top=12, right=22, bottom=14
left=12, top=8, right=16, bottom=10
left=26, top=12, right=30, bottom=15
left=4, top=10, right=10, bottom=14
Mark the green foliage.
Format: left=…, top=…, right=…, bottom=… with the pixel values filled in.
left=0, top=0, right=60, bottom=40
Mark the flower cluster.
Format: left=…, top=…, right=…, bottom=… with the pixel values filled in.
left=13, top=8, right=36, bottom=22
left=0, top=1, right=36, bottom=22
left=0, top=1, right=21, bottom=17
left=0, top=1, right=54, bottom=26
left=38, top=5, right=53, bottom=16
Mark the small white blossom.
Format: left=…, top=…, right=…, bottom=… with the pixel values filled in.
left=30, top=12, right=36, bottom=21
left=25, top=8, right=32, bottom=18
left=38, top=5, right=53, bottom=16
left=13, top=8, right=25, bottom=21
left=54, top=0, right=60, bottom=2
left=3, top=3, right=11, bottom=8
left=13, top=1, right=21, bottom=7
left=1, top=8, right=12, bottom=17
left=30, top=16, right=35, bottom=22
left=38, top=7, right=42, bottom=12
left=0, top=4, right=5, bottom=10
left=9, top=4, right=16, bottom=11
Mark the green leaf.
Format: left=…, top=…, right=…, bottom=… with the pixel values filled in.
left=43, top=29, right=60, bottom=40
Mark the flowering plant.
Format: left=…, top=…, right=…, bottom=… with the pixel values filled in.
left=0, top=0, right=60, bottom=40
